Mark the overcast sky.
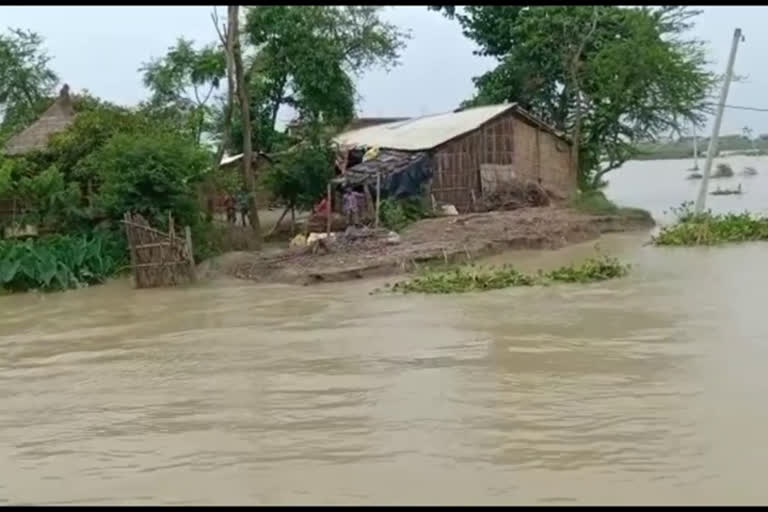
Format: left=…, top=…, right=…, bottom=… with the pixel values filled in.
left=1, top=5, right=766, bottom=136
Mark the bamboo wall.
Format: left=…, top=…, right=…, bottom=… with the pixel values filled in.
left=430, top=112, right=574, bottom=212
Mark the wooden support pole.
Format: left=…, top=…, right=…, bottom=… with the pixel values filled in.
left=185, top=225, right=196, bottom=282
left=375, top=172, right=381, bottom=229
left=326, top=183, right=332, bottom=236
left=125, top=213, right=137, bottom=266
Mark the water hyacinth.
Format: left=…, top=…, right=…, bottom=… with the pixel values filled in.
left=388, top=255, right=630, bottom=294
left=653, top=201, right=768, bottom=246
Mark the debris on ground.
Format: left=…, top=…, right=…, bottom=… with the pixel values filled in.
left=478, top=179, right=551, bottom=212
left=440, top=204, right=459, bottom=216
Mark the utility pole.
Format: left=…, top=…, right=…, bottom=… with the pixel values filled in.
left=692, top=122, right=699, bottom=170
left=695, top=28, right=743, bottom=214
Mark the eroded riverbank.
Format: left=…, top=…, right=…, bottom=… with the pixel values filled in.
left=208, top=207, right=654, bottom=286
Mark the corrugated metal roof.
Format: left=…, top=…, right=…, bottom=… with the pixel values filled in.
left=219, top=152, right=272, bottom=166
left=334, top=103, right=517, bottom=151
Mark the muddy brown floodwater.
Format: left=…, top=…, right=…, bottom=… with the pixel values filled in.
left=3, top=158, right=768, bottom=504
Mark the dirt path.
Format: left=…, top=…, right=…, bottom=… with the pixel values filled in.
left=206, top=206, right=654, bottom=285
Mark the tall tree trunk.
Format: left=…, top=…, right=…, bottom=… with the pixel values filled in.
left=210, top=8, right=236, bottom=223
left=228, top=5, right=262, bottom=246
left=568, top=6, right=599, bottom=190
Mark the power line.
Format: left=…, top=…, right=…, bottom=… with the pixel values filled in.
left=703, top=99, right=768, bottom=112
left=722, top=103, right=768, bottom=113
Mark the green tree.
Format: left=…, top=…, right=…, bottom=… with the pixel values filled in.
left=140, top=38, right=226, bottom=144
left=433, top=6, right=714, bottom=189
left=80, top=130, right=210, bottom=229
left=263, top=126, right=335, bottom=232
left=0, top=28, right=59, bottom=142
left=222, top=5, right=407, bottom=153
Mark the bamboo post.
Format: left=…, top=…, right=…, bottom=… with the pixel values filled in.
left=326, top=183, right=332, bottom=236
left=375, top=172, right=381, bottom=229
left=185, top=225, right=196, bottom=282
left=124, top=213, right=138, bottom=286
left=364, top=184, right=375, bottom=221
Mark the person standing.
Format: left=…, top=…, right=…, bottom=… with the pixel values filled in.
left=236, top=190, right=250, bottom=226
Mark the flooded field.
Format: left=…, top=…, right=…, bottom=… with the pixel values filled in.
left=2, top=157, right=768, bottom=504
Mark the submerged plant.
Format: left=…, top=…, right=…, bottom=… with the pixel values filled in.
left=388, top=255, right=630, bottom=294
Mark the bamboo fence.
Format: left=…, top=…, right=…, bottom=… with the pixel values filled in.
left=122, top=212, right=196, bottom=289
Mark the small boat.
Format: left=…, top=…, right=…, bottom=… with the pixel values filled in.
left=741, top=166, right=758, bottom=176
left=710, top=183, right=743, bottom=196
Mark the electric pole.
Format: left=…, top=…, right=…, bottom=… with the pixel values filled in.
left=695, top=28, right=743, bottom=214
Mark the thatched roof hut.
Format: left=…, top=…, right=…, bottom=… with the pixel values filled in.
left=3, top=84, right=76, bottom=156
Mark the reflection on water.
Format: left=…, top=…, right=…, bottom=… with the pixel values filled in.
left=3, top=159, right=768, bottom=504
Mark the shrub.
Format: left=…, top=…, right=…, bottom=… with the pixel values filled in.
left=263, top=135, right=335, bottom=211
left=0, top=232, right=127, bottom=292
left=379, top=197, right=431, bottom=232
left=81, top=131, right=209, bottom=230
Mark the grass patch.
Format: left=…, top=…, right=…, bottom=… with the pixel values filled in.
left=569, top=190, right=620, bottom=215
left=653, top=201, right=768, bottom=246
left=569, top=190, right=653, bottom=224
left=383, top=254, right=630, bottom=294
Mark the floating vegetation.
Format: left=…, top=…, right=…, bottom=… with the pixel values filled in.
left=653, top=201, right=768, bottom=246
left=384, top=255, right=630, bottom=294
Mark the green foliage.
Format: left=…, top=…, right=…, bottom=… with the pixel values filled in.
left=0, top=232, right=126, bottom=292
left=0, top=28, right=58, bottom=142
left=568, top=190, right=653, bottom=225
left=435, top=6, right=714, bottom=190
left=0, top=157, right=84, bottom=231
left=653, top=201, right=768, bottom=246
left=15, top=165, right=83, bottom=230
left=140, top=38, right=226, bottom=144
left=81, top=131, right=209, bottom=229
left=387, top=255, right=630, bottom=294
left=379, top=197, right=432, bottom=232
left=45, top=103, right=147, bottom=181
left=262, top=133, right=335, bottom=210
left=568, top=190, right=619, bottom=215
left=219, top=5, right=408, bottom=153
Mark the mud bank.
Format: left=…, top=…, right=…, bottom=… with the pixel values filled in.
left=207, top=207, right=654, bottom=286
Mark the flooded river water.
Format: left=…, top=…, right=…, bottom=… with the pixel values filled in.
left=3, top=157, right=768, bottom=504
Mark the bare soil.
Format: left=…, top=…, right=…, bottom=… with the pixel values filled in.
left=207, top=206, right=654, bottom=286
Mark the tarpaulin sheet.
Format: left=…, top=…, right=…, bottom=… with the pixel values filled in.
left=336, top=150, right=432, bottom=200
